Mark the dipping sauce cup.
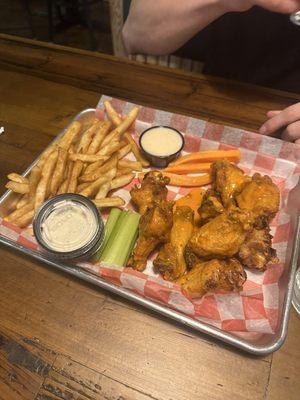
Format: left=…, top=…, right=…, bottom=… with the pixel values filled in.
left=139, top=126, right=185, bottom=168
left=33, top=194, right=104, bottom=261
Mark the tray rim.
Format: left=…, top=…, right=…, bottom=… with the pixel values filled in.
left=0, top=107, right=299, bottom=356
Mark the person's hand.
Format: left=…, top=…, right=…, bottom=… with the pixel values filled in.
left=223, top=0, right=300, bottom=13
left=259, top=102, right=300, bottom=144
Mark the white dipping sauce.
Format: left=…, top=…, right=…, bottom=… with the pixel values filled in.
left=141, top=127, right=183, bottom=156
left=41, top=200, right=97, bottom=252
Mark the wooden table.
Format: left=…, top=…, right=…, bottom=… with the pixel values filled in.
left=0, top=34, right=299, bottom=400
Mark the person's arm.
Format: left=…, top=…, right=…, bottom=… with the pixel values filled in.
left=259, top=103, right=300, bottom=144
left=122, top=0, right=300, bottom=55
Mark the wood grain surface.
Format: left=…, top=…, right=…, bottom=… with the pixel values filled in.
left=0, top=37, right=299, bottom=400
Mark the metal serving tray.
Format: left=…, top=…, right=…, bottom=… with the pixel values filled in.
left=1, top=108, right=299, bottom=355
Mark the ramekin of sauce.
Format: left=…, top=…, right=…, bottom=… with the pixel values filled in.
left=139, top=126, right=184, bottom=168
left=33, top=194, right=104, bottom=261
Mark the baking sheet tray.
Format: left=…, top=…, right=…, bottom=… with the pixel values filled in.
left=0, top=107, right=299, bottom=355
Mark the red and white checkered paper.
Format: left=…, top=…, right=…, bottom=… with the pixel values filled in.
left=1, top=96, right=299, bottom=336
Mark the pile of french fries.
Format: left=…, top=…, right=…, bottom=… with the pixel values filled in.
left=4, top=101, right=149, bottom=230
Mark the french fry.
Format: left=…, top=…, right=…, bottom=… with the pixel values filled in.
left=117, top=143, right=132, bottom=160
left=14, top=210, right=35, bottom=228
left=79, top=154, right=118, bottom=183
left=67, top=160, right=83, bottom=193
left=69, top=153, right=108, bottom=163
left=7, top=173, right=29, bottom=184
left=5, top=203, right=34, bottom=222
left=87, top=121, right=111, bottom=154
left=83, top=158, right=107, bottom=175
left=35, top=149, right=58, bottom=211
left=93, top=197, right=125, bottom=208
left=76, top=182, right=90, bottom=193
left=104, top=100, right=149, bottom=167
left=96, top=140, right=121, bottom=156
left=95, top=182, right=111, bottom=199
left=79, top=175, right=110, bottom=197
left=57, top=179, right=68, bottom=195
left=118, top=159, right=142, bottom=171
left=5, top=181, right=29, bottom=194
left=110, top=173, right=135, bottom=190
left=116, top=167, right=132, bottom=177
left=24, top=226, right=34, bottom=236
left=16, top=194, right=29, bottom=209
left=76, top=119, right=100, bottom=153
left=101, top=106, right=140, bottom=147
left=29, top=165, right=42, bottom=200
left=59, top=120, right=82, bottom=150
left=50, top=147, right=68, bottom=195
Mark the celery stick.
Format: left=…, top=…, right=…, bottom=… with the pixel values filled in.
left=100, top=211, right=128, bottom=262
left=100, top=210, right=140, bottom=267
left=124, top=228, right=139, bottom=266
left=92, top=208, right=122, bottom=262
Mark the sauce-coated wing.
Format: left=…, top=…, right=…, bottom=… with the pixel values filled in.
left=211, top=160, right=249, bottom=207
left=130, top=171, right=169, bottom=215
left=236, top=173, right=280, bottom=227
left=154, top=206, right=194, bottom=281
left=238, top=227, right=278, bottom=271
left=188, top=210, right=253, bottom=258
left=127, top=201, right=173, bottom=271
left=176, top=258, right=246, bottom=298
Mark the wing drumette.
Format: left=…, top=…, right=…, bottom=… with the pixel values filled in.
left=154, top=206, right=194, bottom=281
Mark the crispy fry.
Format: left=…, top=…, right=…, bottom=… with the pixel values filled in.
left=95, top=182, right=111, bottom=199
left=76, top=182, right=90, bottom=193
left=14, top=210, right=35, bottom=228
left=117, top=143, right=132, bottom=159
left=110, top=173, right=135, bottom=190
left=116, top=167, right=132, bottom=177
left=101, top=106, right=140, bottom=147
left=104, top=101, right=149, bottom=167
left=50, top=147, right=68, bottom=195
left=76, top=119, right=100, bottom=153
left=58, top=120, right=82, bottom=150
left=96, top=141, right=121, bottom=156
left=6, top=203, right=34, bottom=222
left=35, top=149, right=58, bottom=211
left=79, top=154, right=118, bottom=183
left=24, top=226, right=34, bottom=236
left=87, top=121, right=111, bottom=154
left=78, top=175, right=110, bottom=197
left=69, top=153, right=108, bottom=163
left=84, top=158, right=107, bottom=175
left=118, top=159, right=142, bottom=171
left=67, top=160, right=83, bottom=193
left=29, top=165, right=42, bottom=199
left=5, top=181, right=29, bottom=194
left=7, top=173, right=29, bottom=184
left=57, top=179, right=68, bottom=195
left=93, top=197, right=125, bottom=208
left=16, top=194, right=29, bottom=209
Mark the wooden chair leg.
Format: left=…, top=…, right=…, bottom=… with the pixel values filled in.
left=47, top=0, right=54, bottom=42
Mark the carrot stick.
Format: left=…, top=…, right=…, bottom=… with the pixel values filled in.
left=175, top=188, right=205, bottom=223
left=169, top=149, right=240, bottom=166
left=139, top=172, right=211, bottom=187
left=164, top=162, right=211, bottom=174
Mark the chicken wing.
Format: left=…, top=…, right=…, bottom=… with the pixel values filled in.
left=176, top=258, right=246, bottom=298
left=127, top=200, right=173, bottom=271
left=238, top=227, right=278, bottom=271
left=235, top=173, right=280, bottom=227
left=188, top=210, right=253, bottom=259
left=154, top=206, right=194, bottom=281
left=211, top=160, right=249, bottom=207
left=197, top=189, right=224, bottom=225
left=130, top=171, right=169, bottom=215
